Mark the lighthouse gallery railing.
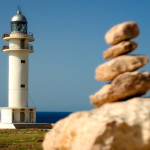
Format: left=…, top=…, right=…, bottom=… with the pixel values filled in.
left=2, top=32, right=34, bottom=39
left=1, top=44, right=33, bottom=51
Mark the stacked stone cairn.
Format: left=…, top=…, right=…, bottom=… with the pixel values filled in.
left=43, top=21, right=150, bottom=150
left=90, top=21, right=150, bottom=107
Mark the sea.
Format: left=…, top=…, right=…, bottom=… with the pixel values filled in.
left=36, top=112, right=72, bottom=123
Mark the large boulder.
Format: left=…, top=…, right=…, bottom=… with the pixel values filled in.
left=91, top=72, right=150, bottom=107
left=105, top=22, right=140, bottom=45
left=103, top=41, right=138, bottom=59
left=43, top=98, right=150, bottom=150
left=95, top=55, right=148, bottom=81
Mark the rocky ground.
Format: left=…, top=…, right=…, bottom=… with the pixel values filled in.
left=0, top=129, right=47, bottom=150
left=43, top=98, right=150, bottom=150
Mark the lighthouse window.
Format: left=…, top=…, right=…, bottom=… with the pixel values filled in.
left=21, top=60, right=25, bottom=63
left=21, top=84, right=25, bottom=88
left=29, top=112, right=34, bottom=123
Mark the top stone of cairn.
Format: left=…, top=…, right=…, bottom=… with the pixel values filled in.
left=105, top=21, right=140, bottom=45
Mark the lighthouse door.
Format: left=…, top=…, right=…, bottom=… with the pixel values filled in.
left=20, top=112, right=25, bottom=122
left=20, top=39, right=25, bottom=49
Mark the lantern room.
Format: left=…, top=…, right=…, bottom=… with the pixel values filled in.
left=10, top=9, right=27, bottom=34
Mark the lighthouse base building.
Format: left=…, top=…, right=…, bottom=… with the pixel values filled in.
left=0, top=9, right=51, bottom=129
left=0, top=107, right=36, bottom=129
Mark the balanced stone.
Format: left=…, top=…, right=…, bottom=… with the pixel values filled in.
left=105, top=22, right=140, bottom=45
left=95, top=55, right=148, bottom=81
left=91, top=72, right=150, bottom=107
left=103, top=41, right=138, bottom=59
left=43, top=98, right=150, bottom=150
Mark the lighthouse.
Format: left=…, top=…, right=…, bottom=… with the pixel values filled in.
left=0, top=8, right=36, bottom=127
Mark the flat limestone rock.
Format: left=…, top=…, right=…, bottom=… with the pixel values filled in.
left=103, top=41, right=138, bottom=59
left=95, top=55, right=148, bottom=81
left=105, top=22, right=140, bottom=45
left=43, top=98, right=150, bottom=150
left=91, top=72, right=150, bottom=107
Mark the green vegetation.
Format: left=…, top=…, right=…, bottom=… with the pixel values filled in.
left=0, top=129, right=48, bottom=150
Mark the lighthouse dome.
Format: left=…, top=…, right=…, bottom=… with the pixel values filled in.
left=11, top=10, right=27, bottom=23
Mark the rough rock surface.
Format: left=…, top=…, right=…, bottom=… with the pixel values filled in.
left=105, top=22, right=140, bottom=45
left=103, top=41, right=138, bottom=59
left=91, top=72, right=150, bottom=107
left=43, top=98, right=150, bottom=150
left=95, top=55, right=148, bottom=81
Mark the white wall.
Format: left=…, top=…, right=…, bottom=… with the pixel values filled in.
left=9, top=39, right=29, bottom=49
left=9, top=51, right=29, bottom=107
left=13, top=109, right=20, bottom=123
left=1, top=109, right=12, bottom=123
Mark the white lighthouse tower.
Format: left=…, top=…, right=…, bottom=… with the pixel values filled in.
left=0, top=8, right=36, bottom=128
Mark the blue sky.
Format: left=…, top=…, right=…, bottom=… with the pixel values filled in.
left=0, top=0, right=150, bottom=111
